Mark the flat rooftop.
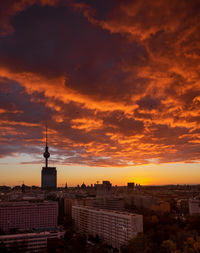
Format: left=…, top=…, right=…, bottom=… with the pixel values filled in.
left=0, top=201, right=57, bottom=207
left=72, top=205, right=142, bottom=217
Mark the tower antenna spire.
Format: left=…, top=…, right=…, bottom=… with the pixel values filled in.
left=46, top=123, right=48, bottom=147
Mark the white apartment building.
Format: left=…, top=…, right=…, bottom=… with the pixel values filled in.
left=72, top=206, right=143, bottom=249
left=0, top=230, right=65, bottom=252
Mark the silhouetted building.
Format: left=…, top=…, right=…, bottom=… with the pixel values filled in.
left=127, top=182, right=135, bottom=189
left=81, top=182, right=86, bottom=189
left=102, top=180, right=112, bottom=190
left=95, top=180, right=112, bottom=197
left=21, top=183, right=25, bottom=193
left=41, top=126, right=57, bottom=189
left=42, top=167, right=57, bottom=189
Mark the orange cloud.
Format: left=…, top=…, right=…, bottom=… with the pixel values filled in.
left=1, top=0, right=200, bottom=167
left=0, top=67, right=138, bottom=113
left=71, top=118, right=103, bottom=132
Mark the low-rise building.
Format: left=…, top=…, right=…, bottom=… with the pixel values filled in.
left=151, top=200, right=170, bottom=213
left=189, top=199, right=200, bottom=216
left=0, top=230, right=64, bottom=252
left=125, top=195, right=170, bottom=213
left=177, top=199, right=189, bottom=215
left=127, top=183, right=135, bottom=190
left=64, top=198, right=94, bottom=217
left=93, top=197, right=124, bottom=211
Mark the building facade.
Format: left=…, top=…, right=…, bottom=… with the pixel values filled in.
left=95, top=181, right=112, bottom=197
left=93, top=197, right=124, bottom=211
left=0, top=201, right=58, bottom=232
left=126, top=195, right=170, bottom=213
left=72, top=206, right=143, bottom=249
left=189, top=199, right=200, bottom=215
left=64, top=198, right=94, bottom=217
left=0, top=230, right=64, bottom=252
left=41, top=167, right=57, bottom=189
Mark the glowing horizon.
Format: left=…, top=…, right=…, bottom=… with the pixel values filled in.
left=1, top=156, right=200, bottom=187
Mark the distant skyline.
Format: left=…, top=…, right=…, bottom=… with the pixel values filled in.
left=1, top=158, right=200, bottom=187
left=1, top=0, right=200, bottom=186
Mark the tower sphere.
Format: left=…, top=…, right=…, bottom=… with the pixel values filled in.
left=43, top=151, right=50, bottom=158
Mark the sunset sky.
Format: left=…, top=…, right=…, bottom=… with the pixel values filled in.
left=1, top=0, right=200, bottom=186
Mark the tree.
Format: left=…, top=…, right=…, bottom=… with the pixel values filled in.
left=0, top=242, right=8, bottom=253
left=70, top=234, right=87, bottom=253
left=121, top=233, right=149, bottom=253
left=161, top=240, right=176, bottom=253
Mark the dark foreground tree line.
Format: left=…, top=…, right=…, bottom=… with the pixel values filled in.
left=1, top=214, right=200, bottom=252
left=121, top=214, right=200, bottom=253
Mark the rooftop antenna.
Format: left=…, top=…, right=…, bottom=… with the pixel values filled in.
left=46, top=123, right=48, bottom=147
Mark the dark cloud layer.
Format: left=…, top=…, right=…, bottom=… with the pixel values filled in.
left=0, top=0, right=200, bottom=166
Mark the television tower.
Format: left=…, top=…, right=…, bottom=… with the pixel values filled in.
left=43, top=125, right=50, bottom=168
left=41, top=124, right=57, bottom=189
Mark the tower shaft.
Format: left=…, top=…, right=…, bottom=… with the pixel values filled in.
left=43, top=125, right=50, bottom=168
